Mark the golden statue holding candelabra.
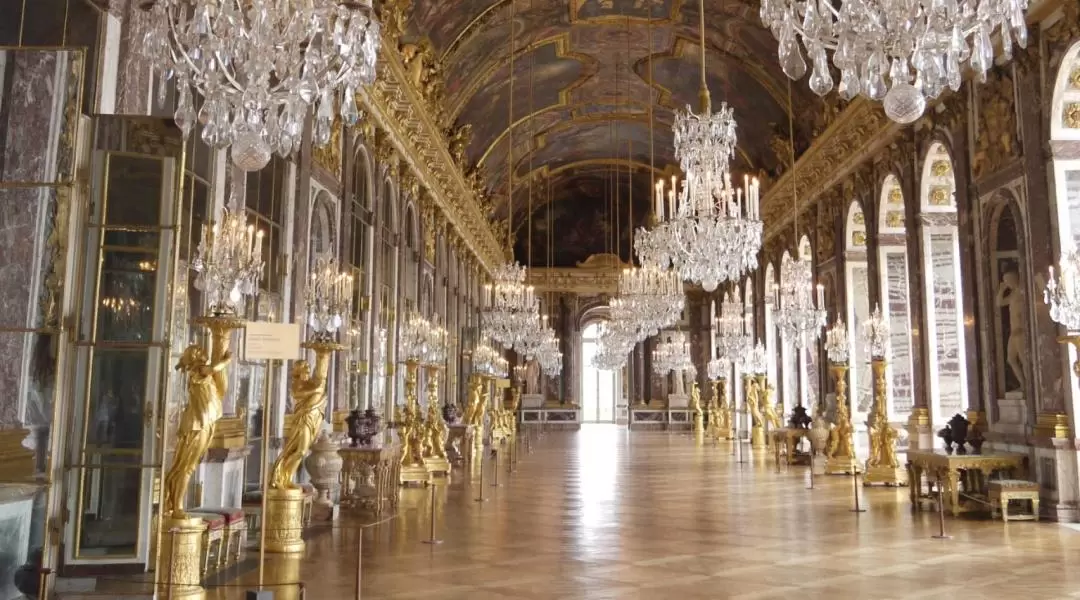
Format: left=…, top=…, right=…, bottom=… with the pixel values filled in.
left=759, top=377, right=782, bottom=430
left=746, top=376, right=766, bottom=448
left=422, top=362, right=451, bottom=476
left=860, top=306, right=906, bottom=486
left=270, top=346, right=335, bottom=489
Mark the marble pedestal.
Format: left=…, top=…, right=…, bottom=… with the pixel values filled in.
left=199, top=447, right=248, bottom=509
left=997, top=392, right=1028, bottom=437
left=521, top=394, right=544, bottom=409
left=667, top=394, right=689, bottom=409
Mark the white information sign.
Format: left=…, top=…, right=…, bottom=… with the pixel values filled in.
left=244, top=322, right=302, bottom=361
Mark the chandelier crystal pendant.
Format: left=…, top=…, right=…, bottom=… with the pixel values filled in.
left=715, top=293, right=754, bottom=358
left=400, top=313, right=433, bottom=363
left=651, top=330, right=694, bottom=376
left=140, top=0, right=381, bottom=171
left=191, top=203, right=265, bottom=316
left=759, top=0, right=1030, bottom=124
left=614, top=265, right=684, bottom=341
left=304, top=253, right=355, bottom=342
left=775, top=249, right=827, bottom=348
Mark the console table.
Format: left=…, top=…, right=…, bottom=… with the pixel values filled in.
left=907, top=450, right=1028, bottom=517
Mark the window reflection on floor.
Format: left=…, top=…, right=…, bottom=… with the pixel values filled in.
left=576, top=425, right=619, bottom=537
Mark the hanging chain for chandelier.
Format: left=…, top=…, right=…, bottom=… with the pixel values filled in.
left=618, top=9, right=686, bottom=341
left=774, top=81, right=826, bottom=348
left=482, top=0, right=541, bottom=353
left=645, top=0, right=762, bottom=292
left=140, top=0, right=380, bottom=171
left=759, top=0, right=1029, bottom=124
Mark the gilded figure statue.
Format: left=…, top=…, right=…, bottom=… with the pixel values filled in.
left=868, top=421, right=900, bottom=468
left=746, top=379, right=763, bottom=428
left=164, top=344, right=231, bottom=518
left=270, top=352, right=332, bottom=489
left=464, top=377, right=484, bottom=425
left=424, top=400, right=448, bottom=460
left=446, top=123, right=472, bottom=169
left=827, top=404, right=856, bottom=460
left=761, top=383, right=781, bottom=429
left=400, top=404, right=426, bottom=466
left=995, top=271, right=1029, bottom=392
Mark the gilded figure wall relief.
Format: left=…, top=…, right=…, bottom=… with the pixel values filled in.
left=973, top=69, right=1018, bottom=180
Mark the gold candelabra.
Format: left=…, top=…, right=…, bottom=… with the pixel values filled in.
left=863, top=357, right=905, bottom=485
left=825, top=363, right=860, bottom=475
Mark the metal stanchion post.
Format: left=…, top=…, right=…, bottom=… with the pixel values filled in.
left=422, top=483, right=443, bottom=545
left=475, top=445, right=487, bottom=502
left=808, top=454, right=815, bottom=490
left=932, top=477, right=952, bottom=540
left=492, top=448, right=500, bottom=487
left=354, top=527, right=363, bottom=600
left=850, top=469, right=866, bottom=513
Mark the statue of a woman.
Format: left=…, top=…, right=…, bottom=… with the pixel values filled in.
left=761, top=383, right=782, bottom=429
left=164, top=344, right=231, bottom=517
left=270, top=351, right=331, bottom=490
left=464, top=377, right=484, bottom=426
left=746, top=379, right=763, bottom=427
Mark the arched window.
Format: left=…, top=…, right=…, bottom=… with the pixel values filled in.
left=919, top=142, right=968, bottom=427
left=798, top=236, right=820, bottom=414
left=878, top=175, right=915, bottom=423
left=581, top=320, right=617, bottom=423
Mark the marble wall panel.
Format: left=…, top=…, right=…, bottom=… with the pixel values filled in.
left=1067, top=170, right=1080, bottom=247
left=783, top=341, right=797, bottom=413
left=850, top=264, right=873, bottom=415
left=885, top=252, right=914, bottom=416
left=931, top=233, right=964, bottom=418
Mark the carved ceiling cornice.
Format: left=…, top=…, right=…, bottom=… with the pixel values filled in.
left=762, top=97, right=898, bottom=241
left=526, top=267, right=620, bottom=295
left=360, top=47, right=506, bottom=273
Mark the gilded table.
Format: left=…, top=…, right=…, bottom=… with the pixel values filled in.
left=906, top=450, right=1028, bottom=517
left=340, top=444, right=402, bottom=517
left=770, top=428, right=809, bottom=465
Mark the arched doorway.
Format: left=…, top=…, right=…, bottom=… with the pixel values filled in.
left=581, top=321, right=618, bottom=423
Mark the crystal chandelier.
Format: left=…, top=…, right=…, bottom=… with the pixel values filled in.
left=860, top=304, right=890, bottom=359
left=482, top=262, right=540, bottom=353
left=423, top=320, right=449, bottom=367
left=191, top=203, right=265, bottom=316
left=653, top=138, right=763, bottom=293
left=759, top=0, right=1029, bottom=124
left=592, top=320, right=635, bottom=371
left=775, top=249, right=827, bottom=348
left=747, top=341, right=769, bottom=375
left=472, top=341, right=501, bottom=377
left=651, top=330, right=694, bottom=376
left=1046, top=251, right=1080, bottom=332
left=707, top=356, right=731, bottom=381
left=400, top=313, right=432, bottom=363
left=141, top=0, right=380, bottom=171
left=714, top=293, right=754, bottom=358
left=614, top=265, right=684, bottom=340
left=304, top=253, right=354, bottom=342
left=825, top=317, right=850, bottom=363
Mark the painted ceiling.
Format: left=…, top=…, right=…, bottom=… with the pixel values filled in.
left=405, top=0, right=831, bottom=266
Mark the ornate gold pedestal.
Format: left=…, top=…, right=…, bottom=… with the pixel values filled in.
left=262, top=553, right=303, bottom=600
left=751, top=425, right=766, bottom=448
left=158, top=516, right=208, bottom=600
left=826, top=363, right=860, bottom=475
left=864, top=358, right=906, bottom=486
left=263, top=488, right=307, bottom=554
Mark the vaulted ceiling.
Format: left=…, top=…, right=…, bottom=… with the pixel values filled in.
left=405, top=0, right=830, bottom=266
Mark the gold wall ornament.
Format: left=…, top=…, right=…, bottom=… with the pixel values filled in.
left=400, top=38, right=448, bottom=127
left=269, top=341, right=341, bottom=490
left=377, top=0, right=412, bottom=42
left=930, top=159, right=952, bottom=177
left=446, top=122, right=473, bottom=170
left=863, top=358, right=907, bottom=486
left=422, top=200, right=438, bottom=263
left=42, top=185, right=72, bottom=329
left=972, top=70, right=1018, bottom=179
left=1065, top=103, right=1080, bottom=129
left=887, top=187, right=903, bottom=205
left=929, top=186, right=952, bottom=206
left=885, top=210, right=906, bottom=228
left=852, top=211, right=865, bottom=225
left=311, top=117, right=343, bottom=178
left=825, top=364, right=860, bottom=475
left=1070, top=68, right=1080, bottom=90
left=164, top=317, right=241, bottom=518
left=851, top=231, right=867, bottom=247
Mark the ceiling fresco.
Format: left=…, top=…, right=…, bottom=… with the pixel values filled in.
left=511, top=165, right=654, bottom=267
left=403, top=0, right=826, bottom=247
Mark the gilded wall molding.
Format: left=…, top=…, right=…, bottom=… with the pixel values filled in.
left=359, top=47, right=506, bottom=273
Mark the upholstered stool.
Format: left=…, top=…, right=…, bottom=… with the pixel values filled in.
left=988, top=480, right=1040, bottom=522
left=187, top=511, right=226, bottom=576
left=195, top=507, right=247, bottom=566
left=299, top=484, right=316, bottom=527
